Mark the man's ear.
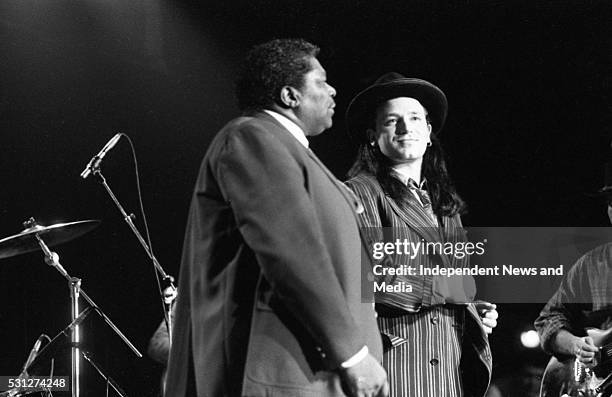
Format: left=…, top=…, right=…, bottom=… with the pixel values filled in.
left=279, top=86, right=300, bottom=109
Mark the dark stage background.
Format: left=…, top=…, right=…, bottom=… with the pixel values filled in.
left=1, top=0, right=611, bottom=395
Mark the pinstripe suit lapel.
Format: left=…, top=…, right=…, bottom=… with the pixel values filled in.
left=353, top=174, right=454, bottom=267
left=384, top=193, right=446, bottom=247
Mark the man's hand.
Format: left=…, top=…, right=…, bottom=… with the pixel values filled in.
left=553, top=330, right=599, bottom=366
left=571, top=336, right=599, bottom=366
left=475, top=301, right=498, bottom=334
left=340, top=353, right=389, bottom=397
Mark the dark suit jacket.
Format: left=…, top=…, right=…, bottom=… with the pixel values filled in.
left=165, top=112, right=382, bottom=397
left=346, top=173, right=492, bottom=397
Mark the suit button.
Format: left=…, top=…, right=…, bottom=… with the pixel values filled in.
left=430, top=358, right=439, bottom=366
left=430, top=317, right=439, bottom=325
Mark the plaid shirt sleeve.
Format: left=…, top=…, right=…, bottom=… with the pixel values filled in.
left=534, top=252, right=592, bottom=354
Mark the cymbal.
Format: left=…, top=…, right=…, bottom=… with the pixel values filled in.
left=0, top=219, right=100, bottom=260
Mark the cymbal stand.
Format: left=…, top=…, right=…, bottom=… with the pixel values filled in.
left=25, top=218, right=142, bottom=397
left=92, top=168, right=176, bottom=342
left=69, top=276, right=80, bottom=397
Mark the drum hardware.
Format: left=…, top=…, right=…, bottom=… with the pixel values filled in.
left=0, top=219, right=99, bottom=260
left=27, top=307, right=94, bottom=375
left=27, top=308, right=129, bottom=396
left=81, top=351, right=127, bottom=397
left=0, top=218, right=141, bottom=397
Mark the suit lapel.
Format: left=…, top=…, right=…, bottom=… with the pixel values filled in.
left=382, top=190, right=456, bottom=267
left=384, top=193, right=445, bottom=245
left=306, top=149, right=366, bottom=220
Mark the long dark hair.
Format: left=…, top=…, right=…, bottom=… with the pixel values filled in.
left=347, top=133, right=466, bottom=217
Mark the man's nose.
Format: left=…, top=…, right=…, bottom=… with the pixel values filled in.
left=395, top=119, right=408, bottom=135
left=328, top=83, right=337, bottom=98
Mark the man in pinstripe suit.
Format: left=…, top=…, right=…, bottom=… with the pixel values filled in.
left=345, top=73, right=497, bottom=397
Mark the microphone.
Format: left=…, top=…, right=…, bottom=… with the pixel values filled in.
left=59, top=306, right=95, bottom=337
left=21, top=334, right=47, bottom=374
left=80, top=133, right=122, bottom=179
left=26, top=306, right=95, bottom=373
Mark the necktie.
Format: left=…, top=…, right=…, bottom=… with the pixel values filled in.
left=407, top=179, right=437, bottom=226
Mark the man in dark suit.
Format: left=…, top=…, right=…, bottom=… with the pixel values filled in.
left=165, top=39, right=388, bottom=397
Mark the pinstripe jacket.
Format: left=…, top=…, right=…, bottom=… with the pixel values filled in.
left=346, top=172, right=492, bottom=397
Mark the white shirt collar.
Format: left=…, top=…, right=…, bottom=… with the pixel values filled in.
left=392, top=167, right=426, bottom=188
left=263, top=109, right=309, bottom=148
left=392, top=167, right=429, bottom=208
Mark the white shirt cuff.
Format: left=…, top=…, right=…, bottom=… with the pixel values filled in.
left=340, top=345, right=369, bottom=369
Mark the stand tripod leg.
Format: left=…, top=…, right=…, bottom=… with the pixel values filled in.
left=70, top=277, right=81, bottom=397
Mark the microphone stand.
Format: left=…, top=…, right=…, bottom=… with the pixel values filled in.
left=24, top=218, right=142, bottom=397
left=91, top=165, right=176, bottom=342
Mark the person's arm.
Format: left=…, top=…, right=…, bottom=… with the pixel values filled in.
left=534, top=255, right=594, bottom=363
left=147, top=316, right=172, bottom=365
left=216, top=125, right=368, bottom=368
left=217, top=128, right=388, bottom=396
left=550, top=329, right=598, bottom=363
left=473, top=301, right=498, bottom=334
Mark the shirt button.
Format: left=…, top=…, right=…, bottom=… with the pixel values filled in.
left=430, top=358, right=439, bottom=366
left=430, top=317, right=439, bottom=325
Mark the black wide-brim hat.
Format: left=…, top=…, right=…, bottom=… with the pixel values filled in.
left=346, top=72, right=448, bottom=143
